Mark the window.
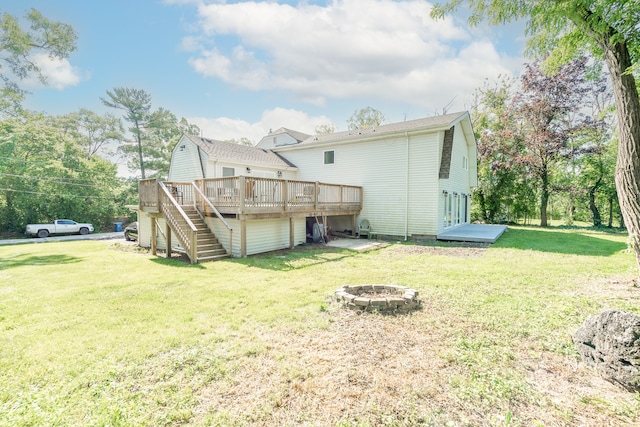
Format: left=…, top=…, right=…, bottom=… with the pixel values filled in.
left=324, top=150, right=335, bottom=165
left=443, top=192, right=452, bottom=229
left=222, top=167, right=235, bottom=177
left=462, top=155, right=468, bottom=171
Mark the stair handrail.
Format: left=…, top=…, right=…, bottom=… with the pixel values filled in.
left=192, top=182, right=233, bottom=256
left=159, top=181, right=198, bottom=263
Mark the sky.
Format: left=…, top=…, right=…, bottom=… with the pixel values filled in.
left=5, top=0, right=526, bottom=150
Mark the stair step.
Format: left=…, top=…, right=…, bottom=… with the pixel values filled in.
left=198, top=249, right=228, bottom=257
left=197, top=254, right=230, bottom=262
left=162, top=204, right=231, bottom=263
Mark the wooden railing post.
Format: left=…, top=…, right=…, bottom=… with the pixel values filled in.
left=239, top=176, right=246, bottom=214
left=283, top=180, right=288, bottom=212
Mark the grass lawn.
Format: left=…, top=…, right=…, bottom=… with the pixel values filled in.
left=1, top=226, right=639, bottom=426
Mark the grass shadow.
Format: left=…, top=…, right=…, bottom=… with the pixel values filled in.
left=226, top=245, right=366, bottom=271
left=494, top=227, right=627, bottom=256
left=149, top=256, right=207, bottom=269
left=0, top=254, right=82, bottom=270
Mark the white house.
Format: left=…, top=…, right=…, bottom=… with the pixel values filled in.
left=136, top=111, right=478, bottom=262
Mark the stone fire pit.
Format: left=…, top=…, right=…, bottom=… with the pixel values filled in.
left=334, top=284, right=421, bottom=313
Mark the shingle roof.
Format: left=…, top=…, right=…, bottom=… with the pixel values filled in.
left=183, top=134, right=296, bottom=168
left=296, top=111, right=469, bottom=146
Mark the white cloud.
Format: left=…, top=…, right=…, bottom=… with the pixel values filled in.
left=189, top=107, right=333, bottom=143
left=183, top=0, right=521, bottom=110
left=22, top=54, right=83, bottom=90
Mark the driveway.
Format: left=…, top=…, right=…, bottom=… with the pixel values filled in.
left=0, top=232, right=125, bottom=246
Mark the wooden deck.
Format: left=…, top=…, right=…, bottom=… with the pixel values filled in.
left=139, top=177, right=363, bottom=219
left=437, top=224, right=507, bottom=243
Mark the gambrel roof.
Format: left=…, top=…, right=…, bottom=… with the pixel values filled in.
left=183, top=134, right=295, bottom=168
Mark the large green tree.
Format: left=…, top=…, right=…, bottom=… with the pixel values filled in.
left=102, top=88, right=200, bottom=179
left=58, top=109, right=124, bottom=160
left=0, top=111, right=126, bottom=232
left=432, top=0, right=640, bottom=273
left=0, top=9, right=77, bottom=116
left=101, top=87, right=152, bottom=179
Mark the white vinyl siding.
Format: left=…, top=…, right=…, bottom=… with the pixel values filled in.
left=168, top=136, right=205, bottom=182
left=437, top=123, right=474, bottom=233
left=279, top=132, right=440, bottom=238
left=245, top=218, right=306, bottom=256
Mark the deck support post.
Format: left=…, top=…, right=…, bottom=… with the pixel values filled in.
left=151, top=216, right=157, bottom=256
left=240, top=219, right=247, bottom=257
left=289, top=217, right=295, bottom=249
left=351, top=214, right=356, bottom=236
left=165, top=221, right=172, bottom=259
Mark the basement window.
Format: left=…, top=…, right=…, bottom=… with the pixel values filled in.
left=324, top=150, right=335, bottom=165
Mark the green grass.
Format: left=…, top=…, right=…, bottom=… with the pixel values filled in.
left=1, top=226, right=639, bottom=426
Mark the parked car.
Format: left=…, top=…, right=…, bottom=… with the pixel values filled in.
left=25, top=219, right=94, bottom=238
left=124, top=222, right=138, bottom=241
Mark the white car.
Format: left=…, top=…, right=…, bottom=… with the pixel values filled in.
left=25, top=219, right=94, bottom=238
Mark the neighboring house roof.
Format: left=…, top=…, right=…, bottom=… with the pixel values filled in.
left=292, top=111, right=471, bottom=147
left=183, top=134, right=296, bottom=168
left=269, top=127, right=311, bottom=143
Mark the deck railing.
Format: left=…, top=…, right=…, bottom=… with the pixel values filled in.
left=195, top=176, right=362, bottom=214
left=158, top=181, right=198, bottom=263
left=141, top=176, right=362, bottom=216
left=192, top=182, right=233, bottom=255
left=139, top=178, right=159, bottom=210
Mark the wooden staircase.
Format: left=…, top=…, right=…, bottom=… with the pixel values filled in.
left=176, top=206, right=229, bottom=262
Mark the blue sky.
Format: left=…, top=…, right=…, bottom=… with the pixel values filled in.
left=6, top=0, right=526, bottom=144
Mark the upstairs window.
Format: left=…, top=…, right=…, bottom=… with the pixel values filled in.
left=462, top=155, right=469, bottom=171
left=324, top=150, right=335, bottom=165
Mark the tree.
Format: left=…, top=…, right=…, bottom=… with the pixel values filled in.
left=101, top=87, right=152, bottom=179
left=0, top=110, right=127, bottom=232
left=347, top=107, right=385, bottom=130
left=101, top=88, right=200, bottom=179
left=432, top=0, right=640, bottom=273
left=0, top=9, right=77, bottom=115
left=225, top=137, right=254, bottom=146
left=470, top=75, right=525, bottom=223
left=512, top=58, right=593, bottom=226
left=315, top=123, right=336, bottom=135
left=58, top=109, right=124, bottom=160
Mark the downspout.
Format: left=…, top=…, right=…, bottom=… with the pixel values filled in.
left=404, top=131, right=409, bottom=241
left=197, top=147, right=205, bottom=178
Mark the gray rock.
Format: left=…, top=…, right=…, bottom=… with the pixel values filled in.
left=574, top=310, right=640, bottom=392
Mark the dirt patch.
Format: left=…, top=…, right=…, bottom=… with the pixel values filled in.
left=388, top=243, right=489, bottom=258
left=193, top=306, right=638, bottom=426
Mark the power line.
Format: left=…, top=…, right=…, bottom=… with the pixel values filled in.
left=0, top=173, right=118, bottom=188
left=0, top=188, right=117, bottom=199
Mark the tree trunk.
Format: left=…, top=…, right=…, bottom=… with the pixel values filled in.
left=602, top=39, right=640, bottom=273
left=477, top=189, right=490, bottom=223
left=589, top=179, right=602, bottom=227
left=608, top=196, right=613, bottom=228
left=540, top=174, right=549, bottom=227
left=134, top=119, right=146, bottom=179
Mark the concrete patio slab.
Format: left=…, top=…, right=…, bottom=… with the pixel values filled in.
left=437, top=224, right=507, bottom=244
